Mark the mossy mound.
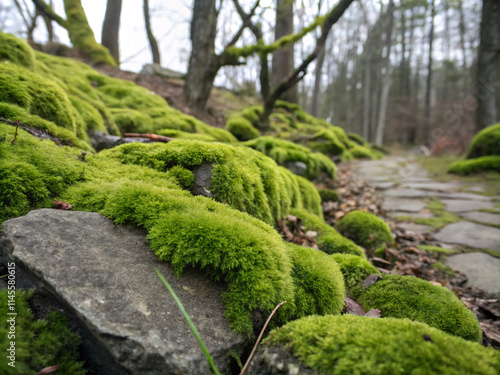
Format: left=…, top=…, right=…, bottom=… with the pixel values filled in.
left=318, top=188, right=339, bottom=202
left=466, top=123, right=500, bottom=159
left=290, top=208, right=365, bottom=257
left=0, top=124, right=84, bottom=224
left=264, top=314, right=499, bottom=375
left=351, top=274, right=482, bottom=342
left=0, top=289, right=86, bottom=375
left=448, top=155, right=500, bottom=174
left=335, top=211, right=393, bottom=250
left=0, top=32, right=236, bottom=150
left=225, top=100, right=383, bottom=161
left=448, top=123, right=500, bottom=174
left=225, top=106, right=261, bottom=141
left=286, top=243, right=345, bottom=318
left=244, top=136, right=337, bottom=180
left=331, top=253, right=378, bottom=289
left=101, top=140, right=322, bottom=225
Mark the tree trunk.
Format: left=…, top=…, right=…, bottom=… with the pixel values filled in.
left=458, top=0, right=468, bottom=94
left=143, top=0, right=160, bottom=65
left=271, top=0, right=297, bottom=103
left=184, top=0, right=218, bottom=110
left=423, top=0, right=435, bottom=146
left=32, top=0, right=117, bottom=66
left=374, top=0, right=395, bottom=146
left=476, top=0, right=500, bottom=130
left=362, top=46, right=371, bottom=140
left=101, top=0, right=122, bottom=65
left=310, top=47, right=325, bottom=116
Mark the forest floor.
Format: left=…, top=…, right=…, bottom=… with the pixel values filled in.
left=345, top=156, right=500, bottom=348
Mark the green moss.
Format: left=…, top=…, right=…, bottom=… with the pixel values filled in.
left=352, top=274, right=482, bottom=342
left=419, top=245, right=456, bottom=254
left=111, top=108, right=154, bottom=133
left=335, top=211, right=393, bottom=250
left=432, top=261, right=456, bottom=276
left=318, top=188, right=339, bottom=202
left=350, top=144, right=382, bottom=160
left=290, top=208, right=365, bottom=257
left=225, top=116, right=260, bottom=141
left=0, top=32, right=36, bottom=68
left=0, top=289, right=85, bottom=374
left=287, top=243, right=345, bottom=318
left=448, top=155, right=500, bottom=174
left=0, top=124, right=84, bottom=224
left=466, top=122, right=500, bottom=159
left=331, top=253, right=378, bottom=289
left=347, top=132, right=368, bottom=146
left=244, top=136, right=337, bottom=180
left=96, top=140, right=323, bottom=225
left=157, top=129, right=218, bottom=142
left=165, top=165, right=194, bottom=190
left=414, top=199, right=461, bottom=229
left=265, top=314, right=499, bottom=374
left=395, top=215, right=413, bottom=221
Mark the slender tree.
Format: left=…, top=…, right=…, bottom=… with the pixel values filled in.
left=272, top=0, right=297, bottom=103
left=101, top=0, right=122, bottom=65
left=143, top=0, right=160, bottom=65
left=423, top=0, right=435, bottom=145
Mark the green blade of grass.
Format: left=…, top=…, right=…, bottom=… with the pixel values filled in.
left=155, top=268, right=221, bottom=375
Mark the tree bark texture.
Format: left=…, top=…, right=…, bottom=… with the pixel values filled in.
left=101, top=0, right=122, bottom=65
left=272, top=0, right=297, bottom=103
left=184, top=0, right=218, bottom=110
left=310, top=47, right=325, bottom=116
left=423, top=0, right=435, bottom=145
left=143, top=0, right=160, bottom=65
left=476, top=0, right=500, bottom=130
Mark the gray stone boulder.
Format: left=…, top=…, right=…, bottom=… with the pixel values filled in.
left=0, top=209, right=246, bottom=374
left=140, top=64, right=184, bottom=79
left=192, top=163, right=214, bottom=197
left=88, top=130, right=122, bottom=151
left=285, top=161, right=307, bottom=176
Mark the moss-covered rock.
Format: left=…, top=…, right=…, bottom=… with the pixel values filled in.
left=290, top=208, right=365, bottom=257
left=0, top=289, right=86, bottom=375
left=351, top=274, right=482, bottom=342
left=262, top=314, right=499, bottom=374
left=100, top=140, right=322, bottom=225
left=335, top=211, right=393, bottom=250
left=331, top=253, right=378, bottom=289
left=287, top=243, right=345, bottom=318
left=318, top=188, right=339, bottom=202
left=466, top=123, right=500, bottom=159
left=448, top=155, right=500, bottom=174
left=244, top=136, right=337, bottom=180
left=225, top=116, right=260, bottom=141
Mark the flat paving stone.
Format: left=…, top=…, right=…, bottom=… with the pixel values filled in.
left=441, top=199, right=495, bottom=213
left=397, top=222, right=433, bottom=234
left=400, top=182, right=460, bottom=191
left=434, top=221, right=500, bottom=250
left=382, top=198, right=427, bottom=212
left=434, top=192, right=490, bottom=201
left=374, top=182, right=396, bottom=190
left=386, top=211, right=434, bottom=219
left=465, top=186, right=485, bottom=193
left=461, top=212, right=500, bottom=226
left=384, top=188, right=437, bottom=198
left=445, top=253, right=500, bottom=295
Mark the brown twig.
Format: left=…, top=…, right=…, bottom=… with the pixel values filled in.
left=37, top=364, right=60, bottom=375
left=240, top=301, right=287, bottom=375
left=123, top=133, right=174, bottom=143
left=11, top=119, right=20, bottom=145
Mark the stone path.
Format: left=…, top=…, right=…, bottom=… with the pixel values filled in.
left=352, top=157, right=500, bottom=294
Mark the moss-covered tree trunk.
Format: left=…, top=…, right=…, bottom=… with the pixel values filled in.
left=32, top=0, right=117, bottom=66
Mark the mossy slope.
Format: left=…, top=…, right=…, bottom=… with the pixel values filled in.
left=264, top=314, right=499, bottom=375
left=0, top=32, right=236, bottom=150
left=331, top=253, right=378, bottom=289
left=352, top=274, right=482, bottom=342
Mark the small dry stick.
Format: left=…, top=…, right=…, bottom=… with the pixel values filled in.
left=11, top=119, right=20, bottom=145
left=240, top=301, right=287, bottom=375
